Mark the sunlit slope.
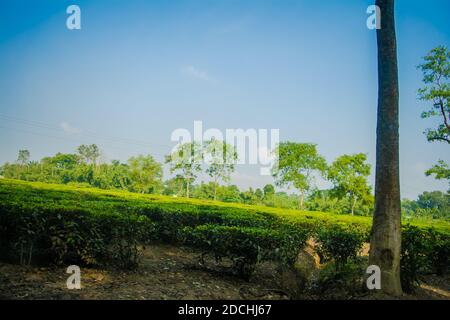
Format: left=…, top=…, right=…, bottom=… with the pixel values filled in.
left=1, top=178, right=448, bottom=235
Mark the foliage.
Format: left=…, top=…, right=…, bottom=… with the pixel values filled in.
left=272, top=142, right=327, bottom=209
left=425, top=160, right=450, bottom=191
left=307, top=189, right=374, bottom=216
left=0, top=179, right=449, bottom=281
left=77, top=144, right=101, bottom=165
left=327, top=154, right=372, bottom=215
left=127, top=155, right=163, bottom=194
left=314, top=258, right=366, bottom=298
left=204, top=139, right=238, bottom=200
left=165, top=142, right=202, bottom=198
left=179, top=224, right=308, bottom=279
left=17, top=150, right=30, bottom=165
left=401, top=224, right=450, bottom=292
left=401, top=225, right=430, bottom=292
left=315, top=224, right=367, bottom=271
left=417, top=46, right=450, bottom=144
left=0, top=202, right=155, bottom=269
left=0, top=149, right=163, bottom=196
left=402, top=190, right=450, bottom=220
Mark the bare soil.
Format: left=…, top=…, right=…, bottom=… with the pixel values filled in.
left=0, top=244, right=448, bottom=300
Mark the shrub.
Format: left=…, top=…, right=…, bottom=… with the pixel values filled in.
left=314, top=258, right=367, bottom=298
left=315, top=224, right=367, bottom=271
left=98, top=213, right=155, bottom=269
left=1, top=178, right=449, bottom=284
left=401, top=224, right=430, bottom=292
left=179, top=224, right=309, bottom=279
left=0, top=203, right=155, bottom=269
left=401, top=225, right=450, bottom=292
left=426, top=228, right=450, bottom=276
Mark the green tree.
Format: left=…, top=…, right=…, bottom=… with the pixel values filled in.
left=218, top=185, right=241, bottom=203
left=416, top=190, right=449, bottom=215
left=369, top=0, right=403, bottom=296
left=417, top=46, right=450, bottom=144
left=272, top=142, right=327, bottom=209
left=425, top=160, right=450, bottom=191
left=127, top=155, right=163, bottom=194
left=327, top=153, right=372, bottom=215
left=163, top=175, right=186, bottom=196
left=263, top=184, right=275, bottom=198
left=17, top=150, right=30, bottom=165
left=417, top=46, right=450, bottom=195
left=77, top=144, right=101, bottom=165
left=204, top=139, right=238, bottom=200
left=240, top=187, right=260, bottom=205
left=165, top=142, right=202, bottom=198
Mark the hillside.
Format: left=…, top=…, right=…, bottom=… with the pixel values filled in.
left=0, top=179, right=448, bottom=234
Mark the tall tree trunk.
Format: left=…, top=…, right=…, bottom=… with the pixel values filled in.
left=213, top=176, right=219, bottom=201
left=186, top=176, right=190, bottom=198
left=299, top=191, right=304, bottom=210
left=351, top=196, right=357, bottom=216
left=369, top=0, right=402, bottom=296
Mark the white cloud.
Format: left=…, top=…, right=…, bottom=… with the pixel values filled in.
left=60, top=121, right=81, bottom=134
left=181, top=65, right=216, bottom=83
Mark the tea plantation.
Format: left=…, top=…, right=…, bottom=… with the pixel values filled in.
left=0, top=178, right=448, bottom=286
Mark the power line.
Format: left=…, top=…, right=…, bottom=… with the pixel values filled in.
left=0, top=124, right=168, bottom=159
left=0, top=113, right=174, bottom=151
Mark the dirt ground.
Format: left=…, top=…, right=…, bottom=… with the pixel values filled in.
left=0, top=244, right=448, bottom=300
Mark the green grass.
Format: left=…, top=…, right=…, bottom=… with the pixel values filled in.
left=1, top=178, right=449, bottom=235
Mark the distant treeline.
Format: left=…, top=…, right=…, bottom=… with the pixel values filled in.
left=1, top=145, right=448, bottom=219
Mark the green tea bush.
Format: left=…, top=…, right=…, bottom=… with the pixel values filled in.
left=426, top=229, right=450, bottom=276
left=179, top=224, right=309, bottom=279
left=313, top=258, right=367, bottom=298
left=401, top=224, right=450, bottom=292
left=401, top=224, right=432, bottom=293
left=96, top=213, right=156, bottom=269
left=315, top=224, right=367, bottom=270
left=1, top=179, right=449, bottom=283
left=0, top=203, right=155, bottom=269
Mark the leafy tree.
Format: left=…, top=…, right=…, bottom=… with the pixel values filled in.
left=41, top=153, right=80, bottom=169
left=327, top=153, right=372, bottom=215
left=165, top=142, right=202, bottom=198
left=163, top=175, right=186, bottom=196
left=425, top=160, right=450, bottom=191
left=254, top=188, right=264, bottom=202
left=417, top=46, right=450, bottom=192
left=77, top=144, right=101, bottom=165
left=218, top=185, right=241, bottom=203
left=369, top=0, right=403, bottom=296
left=127, top=155, right=163, bottom=194
left=307, top=189, right=374, bottom=216
left=263, top=184, right=275, bottom=198
left=191, top=182, right=215, bottom=200
left=267, top=192, right=299, bottom=209
left=239, top=187, right=260, bottom=205
left=106, top=160, right=132, bottom=190
left=417, top=46, right=450, bottom=144
left=17, top=150, right=30, bottom=165
left=272, top=142, right=326, bottom=209
left=41, top=153, right=81, bottom=182
left=204, top=139, right=238, bottom=200
left=402, top=191, right=449, bottom=220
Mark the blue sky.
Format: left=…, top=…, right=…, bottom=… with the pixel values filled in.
left=0, top=0, right=449, bottom=199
